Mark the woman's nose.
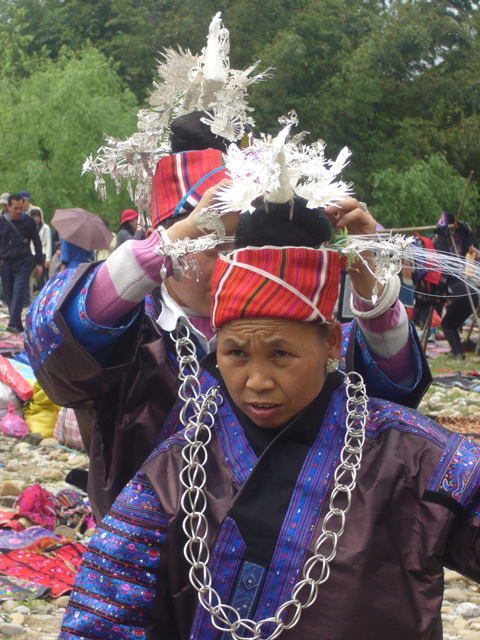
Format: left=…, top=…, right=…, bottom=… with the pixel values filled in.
left=245, top=364, right=275, bottom=392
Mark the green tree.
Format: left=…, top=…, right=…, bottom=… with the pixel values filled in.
left=369, top=153, right=479, bottom=229
left=0, top=47, right=139, bottom=227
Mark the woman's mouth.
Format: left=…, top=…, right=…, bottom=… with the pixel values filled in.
left=246, top=403, right=282, bottom=420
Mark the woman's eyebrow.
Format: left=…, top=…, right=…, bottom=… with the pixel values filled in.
left=222, top=338, right=247, bottom=348
left=261, top=337, right=292, bottom=348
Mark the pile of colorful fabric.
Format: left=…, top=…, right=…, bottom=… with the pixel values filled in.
left=0, top=485, right=94, bottom=601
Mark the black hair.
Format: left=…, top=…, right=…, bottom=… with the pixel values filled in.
left=170, top=111, right=230, bottom=154
left=101, top=218, right=110, bottom=229
left=235, top=198, right=333, bottom=249
left=8, top=193, right=24, bottom=206
left=30, top=208, right=42, bottom=228
left=118, top=220, right=135, bottom=235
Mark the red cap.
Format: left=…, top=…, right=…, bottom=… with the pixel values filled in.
left=121, top=209, right=138, bottom=225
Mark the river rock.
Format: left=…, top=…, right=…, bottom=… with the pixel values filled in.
left=0, top=601, right=17, bottom=613
left=31, top=600, right=53, bottom=613
left=12, top=606, right=30, bottom=615
left=51, top=595, right=70, bottom=608
left=455, top=618, right=469, bottom=629
left=40, top=468, right=63, bottom=480
left=22, top=432, right=42, bottom=446
left=8, top=613, right=24, bottom=626
left=445, top=587, right=469, bottom=602
left=0, top=622, right=24, bottom=636
left=39, top=437, right=59, bottom=447
left=0, top=481, right=20, bottom=496
left=458, top=603, right=480, bottom=618
left=445, top=570, right=469, bottom=582
left=5, top=461, right=19, bottom=472
left=13, top=442, right=29, bottom=451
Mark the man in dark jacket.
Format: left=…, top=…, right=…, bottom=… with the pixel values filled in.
left=0, top=193, right=42, bottom=333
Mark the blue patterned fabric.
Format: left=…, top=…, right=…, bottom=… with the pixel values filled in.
left=59, top=386, right=480, bottom=640
left=366, top=397, right=450, bottom=449
left=340, top=321, right=423, bottom=402
left=220, top=561, right=267, bottom=638
left=25, top=269, right=76, bottom=373
left=428, top=435, right=480, bottom=506
left=62, top=265, right=140, bottom=366
left=59, top=473, right=167, bottom=640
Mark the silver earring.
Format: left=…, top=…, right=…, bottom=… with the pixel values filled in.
left=326, top=358, right=339, bottom=373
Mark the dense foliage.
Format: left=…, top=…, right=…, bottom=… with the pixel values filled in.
left=0, top=0, right=478, bottom=230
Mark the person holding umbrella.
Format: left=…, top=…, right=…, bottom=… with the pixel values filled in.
left=50, top=208, right=113, bottom=270
left=60, top=239, right=94, bottom=270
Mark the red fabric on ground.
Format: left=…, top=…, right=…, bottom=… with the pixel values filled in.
left=0, top=542, right=85, bottom=597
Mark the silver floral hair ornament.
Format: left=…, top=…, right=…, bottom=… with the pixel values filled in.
left=215, top=112, right=354, bottom=215
left=82, top=12, right=271, bottom=217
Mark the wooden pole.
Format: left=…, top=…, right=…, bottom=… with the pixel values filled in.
left=421, top=307, right=434, bottom=355
left=454, top=170, right=475, bottom=229
left=380, top=224, right=456, bottom=234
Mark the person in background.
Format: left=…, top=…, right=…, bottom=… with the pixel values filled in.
left=60, top=239, right=94, bottom=271
left=30, top=208, right=52, bottom=291
left=0, top=194, right=42, bottom=333
left=0, top=193, right=9, bottom=215
left=116, top=209, right=144, bottom=248
left=435, top=212, right=479, bottom=359
left=48, top=242, right=62, bottom=279
left=95, top=219, right=116, bottom=261
left=466, top=243, right=480, bottom=277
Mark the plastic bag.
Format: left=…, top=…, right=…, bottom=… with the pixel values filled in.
left=0, top=355, right=33, bottom=401
left=0, top=380, right=23, bottom=420
left=1, top=402, right=29, bottom=438
left=53, top=408, right=83, bottom=450
left=23, top=382, right=60, bottom=438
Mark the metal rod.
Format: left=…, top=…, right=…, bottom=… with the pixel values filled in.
left=421, top=307, right=434, bottom=355
left=454, top=170, right=475, bottom=230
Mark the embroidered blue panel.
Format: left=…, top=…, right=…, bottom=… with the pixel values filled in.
left=190, top=518, right=246, bottom=640
left=339, top=320, right=424, bottom=402
left=428, top=435, right=480, bottom=506
left=60, top=473, right=168, bottom=640
left=25, top=268, right=76, bottom=373
left=356, top=324, right=422, bottom=400
left=366, top=398, right=450, bottom=449
left=220, top=561, right=267, bottom=639
left=144, top=293, right=157, bottom=320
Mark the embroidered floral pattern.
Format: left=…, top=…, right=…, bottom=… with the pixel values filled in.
left=25, top=269, right=76, bottom=372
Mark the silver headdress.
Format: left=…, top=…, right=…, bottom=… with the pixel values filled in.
left=82, top=12, right=270, bottom=217
left=215, top=111, right=353, bottom=214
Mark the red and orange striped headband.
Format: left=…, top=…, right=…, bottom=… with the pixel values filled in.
left=211, top=246, right=341, bottom=329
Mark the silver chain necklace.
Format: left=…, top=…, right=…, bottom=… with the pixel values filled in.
left=172, top=318, right=368, bottom=640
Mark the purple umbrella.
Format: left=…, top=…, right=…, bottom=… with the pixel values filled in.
left=51, top=208, right=113, bottom=251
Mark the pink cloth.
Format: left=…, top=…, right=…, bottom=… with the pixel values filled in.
left=353, top=293, right=414, bottom=387
left=86, top=232, right=170, bottom=326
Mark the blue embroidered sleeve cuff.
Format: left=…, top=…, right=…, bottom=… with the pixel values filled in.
left=62, top=265, right=140, bottom=366
left=355, top=324, right=422, bottom=401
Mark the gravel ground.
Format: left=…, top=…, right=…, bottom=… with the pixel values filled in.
left=0, top=433, right=91, bottom=639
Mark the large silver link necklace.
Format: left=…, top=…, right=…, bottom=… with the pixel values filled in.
left=172, top=318, right=368, bottom=640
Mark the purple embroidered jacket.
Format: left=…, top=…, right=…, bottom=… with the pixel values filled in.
left=59, top=372, right=480, bottom=640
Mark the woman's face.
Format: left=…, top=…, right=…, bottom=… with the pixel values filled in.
left=217, top=317, right=342, bottom=428
left=129, top=217, right=139, bottom=232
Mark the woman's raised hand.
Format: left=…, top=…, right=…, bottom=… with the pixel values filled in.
left=167, top=179, right=240, bottom=242
left=324, top=198, right=376, bottom=237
